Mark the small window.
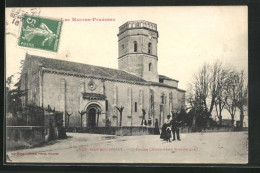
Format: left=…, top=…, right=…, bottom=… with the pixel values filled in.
left=159, top=78, right=164, bottom=83
left=135, top=102, right=137, bottom=112
left=149, top=63, right=152, bottom=71
left=134, top=41, right=138, bottom=52
left=122, top=44, right=124, bottom=50
left=148, top=43, right=152, bottom=54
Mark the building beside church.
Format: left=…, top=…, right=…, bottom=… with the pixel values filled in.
left=19, top=20, right=185, bottom=129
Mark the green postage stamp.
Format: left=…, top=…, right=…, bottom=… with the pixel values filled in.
left=18, top=15, right=62, bottom=52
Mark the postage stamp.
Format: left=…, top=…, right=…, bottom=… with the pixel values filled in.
left=18, top=15, right=62, bottom=52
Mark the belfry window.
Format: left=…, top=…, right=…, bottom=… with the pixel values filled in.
left=134, top=41, right=138, bottom=52
left=149, top=63, right=152, bottom=72
left=148, top=43, right=152, bottom=54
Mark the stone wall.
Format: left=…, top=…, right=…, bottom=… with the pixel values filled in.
left=20, top=54, right=41, bottom=106
left=41, top=72, right=185, bottom=128
left=6, top=126, right=45, bottom=151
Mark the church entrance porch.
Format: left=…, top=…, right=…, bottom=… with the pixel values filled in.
left=86, top=103, right=102, bottom=127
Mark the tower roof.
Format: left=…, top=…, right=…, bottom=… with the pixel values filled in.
left=118, top=20, right=157, bottom=34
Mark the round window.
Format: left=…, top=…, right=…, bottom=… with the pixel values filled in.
left=88, top=81, right=96, bottom=91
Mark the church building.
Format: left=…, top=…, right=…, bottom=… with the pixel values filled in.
left=19, top=20, right=185, bottom=129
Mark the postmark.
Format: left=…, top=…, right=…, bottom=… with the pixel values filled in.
left=18, top=15, right=62, bottom=52
left=9, top=8, right=41, bottom=27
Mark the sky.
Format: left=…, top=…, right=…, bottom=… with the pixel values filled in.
left=5, top=6, right=248, bottom=122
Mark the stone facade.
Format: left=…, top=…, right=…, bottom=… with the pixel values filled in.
left=19, top=20, right=185, bottom=128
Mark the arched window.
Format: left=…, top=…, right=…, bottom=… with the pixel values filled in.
left=161, top=93, right=165, bottom=104
left=134, top=41, right=138, bottom=52
left=148, top=43, right=152, bottom=54
left=149, top=63, right=152, bottom=72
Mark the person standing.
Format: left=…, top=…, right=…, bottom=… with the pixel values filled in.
left=160, top=115, right=171, bottom=140
left=148, top=117, right=152, bottom=126
left=154, top=119, right=160, bottom=135
left=171, top=114, right=182, bottom=141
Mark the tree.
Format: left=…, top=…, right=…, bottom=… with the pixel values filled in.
left=188, top=61, right=232, bottom=126
left=6, top=78, right=27, bottom=116
left=224, top=70, right=248, bottom=128
left=186, top=82, right=208, bottom=127
left=235, top=71, right=248, bottom=128
left=224, top=71, right=238, bottom=127
left=65, top=111, right=73, bottom=128
left=213, top=61, right=231, bottom=125
left=6, top=60, right=26, bottom=116
left=78, top=110, right=86, bottom=128
left=194, top=63, right=211, bottom=118
left=115, top=106, right=124, bottom=126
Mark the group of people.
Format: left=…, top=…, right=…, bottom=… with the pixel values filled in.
left=159, top=115, right=182, bottom=142
left=140, top=115, right=182, bottom=142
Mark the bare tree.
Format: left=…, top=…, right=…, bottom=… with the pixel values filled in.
left=224, top=71, right=238, bottom=126
left=235, top=71, right=248, bottom=128
left=193, top=63, right=211, bottom=117
left=188, top=61, right=232, bottom=126
left=78, top=110, right=86, bottom=128
left=65, top=111, right=73, bottom=128
left=224, top=70, right=247, bottom=128
left=189, top=61, right=247, bottom=128
left=115, top=106, right=124, bottom=126
left=213, top=61, right=231, bottom=125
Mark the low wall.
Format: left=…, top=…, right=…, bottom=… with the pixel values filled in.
left=6, top=126, right=45, bottom=151
left=181, top=126, right=235, bottom=133
left=66, top=126, right=245, bottom=136
left=66, top=126, right=155, bottom=136
left=115, top=127, right=155, bottom=136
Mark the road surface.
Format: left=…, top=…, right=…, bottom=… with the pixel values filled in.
left=7, top=131, right=248, bottom=164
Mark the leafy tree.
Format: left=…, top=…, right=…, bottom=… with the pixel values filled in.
left=6, top=75, right=27, bottom=116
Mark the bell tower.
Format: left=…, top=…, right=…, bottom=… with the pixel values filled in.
left=117, top=20, right=159, bottom=82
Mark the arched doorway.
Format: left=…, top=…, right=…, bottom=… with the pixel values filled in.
left=88, top=108, right=96, bottom=127
left=86, top=104, right=101, bottom=127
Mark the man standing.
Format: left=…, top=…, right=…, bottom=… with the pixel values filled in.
left=171, top=114, right=182, bottom=141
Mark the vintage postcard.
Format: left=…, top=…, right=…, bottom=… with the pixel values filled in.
left=5, top=6, right=248, bottom=164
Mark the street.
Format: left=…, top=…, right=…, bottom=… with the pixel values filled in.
left=7, top=131, right=248, bottom=164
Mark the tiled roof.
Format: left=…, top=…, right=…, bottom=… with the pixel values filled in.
left=159, top=74, right=179, bottom=82
left=25, top=54, right=185, bottom=92
left=26, top=54, right=146, bottom=83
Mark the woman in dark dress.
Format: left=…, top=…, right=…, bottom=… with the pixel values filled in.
left=160, top=115, right=171, bottom=140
